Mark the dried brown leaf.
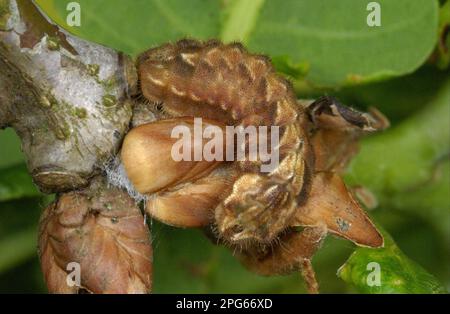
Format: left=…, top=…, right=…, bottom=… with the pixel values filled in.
left=293, top=172, right=383, bottom=247
left=38, top=178, right=152, bottom=294
left=307, top=97, right=389, bottom=172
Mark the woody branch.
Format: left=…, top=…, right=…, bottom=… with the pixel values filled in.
left=0, top=0, right=153, bottom=294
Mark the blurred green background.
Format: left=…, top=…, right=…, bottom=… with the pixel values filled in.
left=0, top=0, right=449, bottom=293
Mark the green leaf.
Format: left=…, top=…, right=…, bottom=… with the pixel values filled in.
left=384, top=159, right=450, bottom=247
left=0, top=128, right=25, bottom=168
left=36, top=0, right=439, bottom=88
left=335, top=66, right=450, bottom=122
left=0, top=164, right=40, bottom=202
left=337, top=227, right=447, bottom=293
left=36, top=0, right=222, bottom=55
left=152, top=223, right=307, bottom=293
left=271, top=56, right=310, bottom=80
left=435, top=0, right=450, bottom=69
left=344, top=78, right=450, bottom=243
left=0, top=197, right=48, bottom=274
left=340, top=79, right=450, bottom=290
left=244, top=0, right=439, bottom=87
left=0, top=227, right=37, bottom=274
left=345, top=78, right=450, bottom=201
left=220, top=0, right=265, bottom=43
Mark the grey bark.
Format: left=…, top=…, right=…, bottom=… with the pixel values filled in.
left=0, top=0, right=135, bottom=193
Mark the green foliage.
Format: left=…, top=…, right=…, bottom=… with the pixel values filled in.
left=0, top=197, right=46, bottom=275
left=248, top=0, right=439, bottom=87
left=345, top=78, right=450, bottom=198
left=151, top=224, right=307, bottom=293
left=338, top=227, right=446, bottom=293
left=436, top=0, right=450, bottom=69
left=0, top=0, right=448, bottom=293
left=0, top=164, right=40, bottom=202
left=36, top=0, right=439, bottom=87
left=0, top=227, right=37, bottom=274
left=0, top=131, right=46, bottom=284
left=36, top=0, right=222, bottom=53
left=344, top=76, right=450, bottom=246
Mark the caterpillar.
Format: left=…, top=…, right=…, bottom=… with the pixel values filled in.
left=122, top=39, right=314, bottom=247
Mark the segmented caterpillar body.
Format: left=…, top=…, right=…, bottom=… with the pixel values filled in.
left=137, top=39, right=314, bottom=245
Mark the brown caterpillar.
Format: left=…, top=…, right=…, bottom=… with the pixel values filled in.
left=122, top=39, right=314, bottom=247
left=120, top=39, right=386, bottom=292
